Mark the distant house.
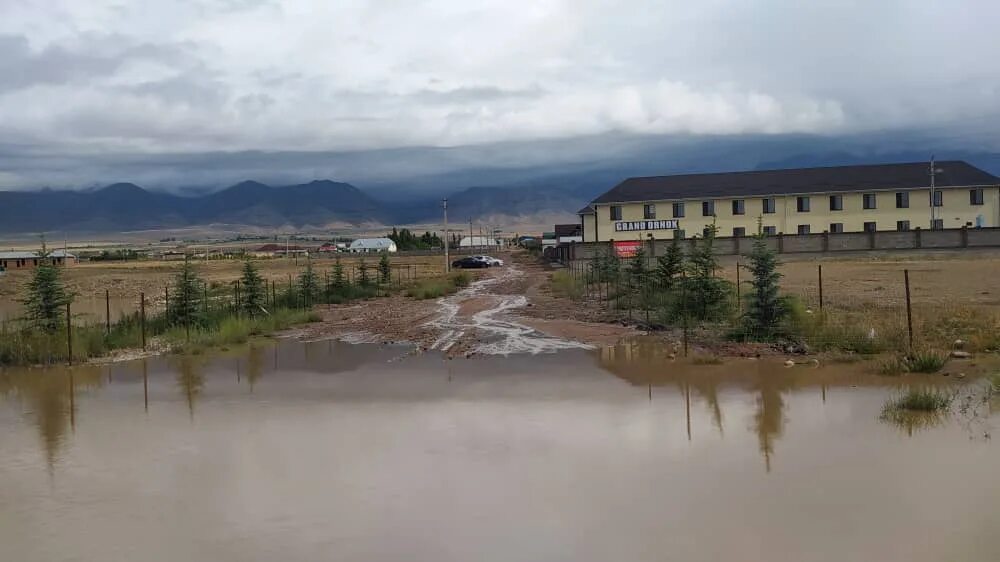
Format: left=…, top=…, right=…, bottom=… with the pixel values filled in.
left=317, top=243, right=341, bottom=253
left=459, top=236, right=501, bottom=249
left=252, top=244, right=308, bottom=258
left=348, top=238, right=397, bottom=253
left=0, top=250, right=76, bottom=271
left=554, top=224, right=583, bottom=244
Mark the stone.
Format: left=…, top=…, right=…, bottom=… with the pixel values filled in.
left=954, top=339, right=966, bottom=349
left=957, top=373, right=966, bottom=379
left=784, top=359, right=795, bottom=367
left=951, top=350, right=973, bottom=359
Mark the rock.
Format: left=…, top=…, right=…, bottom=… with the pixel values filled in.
left=667, top=353, right=676, bottom=359
left=942, top=372, right=950, bottom=377
left=951, top=350, right=973, bottom=359
left=957, top=373, right=966, bottom=379
left=784, top=359, right=795, bottom=367
left=954, top=339, right=966, bottom=349
left=809, top=358, right=820, bottom=367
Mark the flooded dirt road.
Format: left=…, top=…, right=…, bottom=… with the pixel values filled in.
left=2, top=338, right=999, bottom=561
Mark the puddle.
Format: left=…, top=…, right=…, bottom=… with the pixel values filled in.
left=1, top=338, right=998, bottom=562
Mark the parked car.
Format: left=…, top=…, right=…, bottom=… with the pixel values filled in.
left=472, top=255, right=504, bottom=267
left=452, top=256, right=491, bottom=269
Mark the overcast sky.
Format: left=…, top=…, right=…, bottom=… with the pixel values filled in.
left=2, top=0, right=999, bottom=189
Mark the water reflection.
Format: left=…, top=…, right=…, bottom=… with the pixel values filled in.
left=0, top=366, right=104, bottom=468
left=174, top=355, right=205, bottom=419
left=596, top=337, right=966, bottom=471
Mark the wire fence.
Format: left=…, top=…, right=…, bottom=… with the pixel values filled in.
left=0, top=258, right=444, bottom=367
left=559, top=254, right=993, bottom=355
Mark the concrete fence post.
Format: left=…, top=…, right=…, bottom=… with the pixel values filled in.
left=822, top=231, right=830, bottom=252
left=777, top=232, right=784, bottom=254
left=961, top=225, right=969, bottom=247
left=868, top=228, right=876, bottom=250
left=914, top=227, right=922, bottom=249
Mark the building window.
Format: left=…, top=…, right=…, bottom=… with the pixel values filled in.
left=610, top=205, right=622, bottom=220
left=797, top=196, right=810, bottom=212
left=970, top=188, right=984, bottom=205
left=643, top=204, right=656, bottom=220
left=732, top=199, right=745, bottom=215
left=674, top=229, right=686, bottom=239
left=932, top=190, right=943, bottom=207
left=863, top=193, right=877, bottom=210
left=797, top=224, right=811, bottom=235
left=702, top=200, right=715, bottom=217
left=896, top=192, right=909, bottom=209
left=829, top=195, right=843, bottom=211
left=672, top=202, right=685, bottom=218
left=762, top=198, right=775, bottom=214
left=762, top=226, right=777, bottom=236
left=830, top=223, right=844, bottom=233
left=931, top=219, right=944, bottom=230
left=897, top=220, right=910, bottom=232
left=732, top=227, right=746, bottom=237
left=864, top=221, right=877, bottom=233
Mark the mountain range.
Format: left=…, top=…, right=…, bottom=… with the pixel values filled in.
left=0, top=178, right=588, bottom=234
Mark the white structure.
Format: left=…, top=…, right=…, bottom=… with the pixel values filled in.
left=348, top=238, right=398, bottom=253
left=459, top=236, right=501, bottom=249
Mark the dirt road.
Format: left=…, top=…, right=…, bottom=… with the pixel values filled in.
left=297, top=259, right=636, bottom=357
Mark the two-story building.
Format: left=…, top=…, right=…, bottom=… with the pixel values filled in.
left=579, top=161, right=1000, bottom=242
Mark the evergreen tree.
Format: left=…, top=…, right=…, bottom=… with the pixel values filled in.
left=357, top=256, right=371, bottom=287
left=298, top=257, right=320, bottom=305
left=20, top=243, right=71, bottom=333
left=684, top=223, right=730, bottom=319
left=378, top=251, right=391, bottom=284
left=628, top=247, right=648, bottom=285
left=170, top=255, right=203, bottom=327
left=655, top=238, right=684, bottom=290
left=240, top=259, right=266, bottom=316
left=742, top=231, right=786, bottom=339
left=331, top=255, right=346, bottom=289
left=590, top=246, right=620, bottom=282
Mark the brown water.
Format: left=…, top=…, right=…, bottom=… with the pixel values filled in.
left=2, top=338, right=998, bottom=562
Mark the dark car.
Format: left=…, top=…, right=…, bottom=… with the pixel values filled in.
left=451, top=256, right=491, bottom=269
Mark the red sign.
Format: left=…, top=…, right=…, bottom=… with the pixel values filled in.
left=614, top=240, right=642, bottom=258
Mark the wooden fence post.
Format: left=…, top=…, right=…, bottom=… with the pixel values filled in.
left=904, top=269, right=914, bottom=351
left=66, top=301, right=72, bottom=364
left=105, top=288, right=111, bottom=335
left=818, top=265, right=824, bottom=311
left=140, top=292, right=146, bottom=350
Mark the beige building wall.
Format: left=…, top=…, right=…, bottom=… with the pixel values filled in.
left=590, top=186, right=1000, bottom=242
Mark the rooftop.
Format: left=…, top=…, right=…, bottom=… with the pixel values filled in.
left=0, top=250, right=75, bottom=259
left=592, top=161, right=1000, bottom=204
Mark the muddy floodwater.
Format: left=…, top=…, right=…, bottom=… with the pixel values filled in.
left=2, top=338, right=999, bottom=562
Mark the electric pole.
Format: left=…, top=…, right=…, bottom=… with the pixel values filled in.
left=443, top=199, right=450, bottom=272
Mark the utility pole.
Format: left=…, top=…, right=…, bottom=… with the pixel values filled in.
left=929, top=155, right=936, bottom=228
left=443, top=199, right=450, bottom=272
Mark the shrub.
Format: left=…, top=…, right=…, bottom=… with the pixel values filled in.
left=881, top=388, right=952, bottom=417
left=551, top=270, right=584, bottom=299
left=905, top=350, right=948, bottom=373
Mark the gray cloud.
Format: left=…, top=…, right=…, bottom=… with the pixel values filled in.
left=0, top=0, right=998, bottom=188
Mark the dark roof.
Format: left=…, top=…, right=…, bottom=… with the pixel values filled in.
left=554, top=224, right=582, bottom=237
left=576, top=205, right=595, bottom=215
left=592, top=161, right=1000, bottom=204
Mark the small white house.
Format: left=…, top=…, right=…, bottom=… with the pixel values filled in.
left=459, top=236, right=501, bottom=249
left=348, top=238, right=398, bottom=253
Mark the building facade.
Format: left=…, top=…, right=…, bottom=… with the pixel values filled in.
left=579, top=161, right=1000, bottom=242
left=0, top=250, right=76, bottom=270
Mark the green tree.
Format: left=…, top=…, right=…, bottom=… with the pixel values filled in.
left=170, top=255, right=204, bottom=327
left=655, top=238, right=684, bottom=290
left=240, top=259, right=266, bottom=316
left=331, top=255, right=346, bottom=289
left=628, top=247, right=648, bottom=285
left=357, top=256, right=371, bottom=287
left=298, top=257, right=320, bottom=305
left=20, top=245, right=71, bottom=333
left=684, top=223, right=730, bottom=319
left=742, top=231, right=786, bottom=339
left=378, top=251, right=391, bottom=284
left=590, top=246, right=620, bottom=282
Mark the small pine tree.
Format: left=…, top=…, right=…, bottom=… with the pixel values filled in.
left=655, top=238, right=684, bottom=290
left=357, top=256, right=371, bottom=287
left=20, top=243, right=71, bottom=333
left=298, top=257, right=320, bottom=305
left=628, top=247, right=648, bottom=285
left=331, top=255, right=346, bottom=289
left=240, top=259, right=265, bottom=316
left=742, top=230, right=786, bottom=339
left=684, top=223, right=730, bottom=319
left=378, top=251, right=391, bottom=284
left=171, top=255, right=203, bottom=327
